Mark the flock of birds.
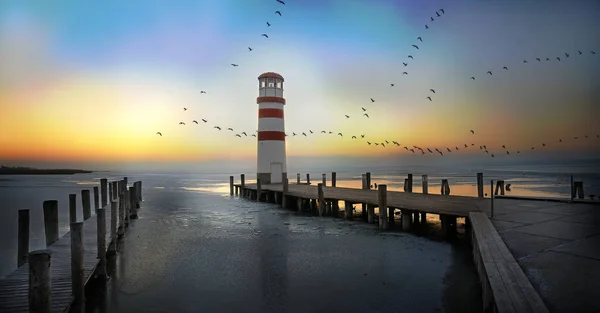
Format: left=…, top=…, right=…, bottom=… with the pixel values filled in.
left=155, top=1, right=598, bottom=159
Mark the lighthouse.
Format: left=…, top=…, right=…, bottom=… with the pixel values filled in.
left=256, top=72, right=287, bottom=184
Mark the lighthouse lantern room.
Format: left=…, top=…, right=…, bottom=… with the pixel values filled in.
left=256, top=72, right=287, bottom=184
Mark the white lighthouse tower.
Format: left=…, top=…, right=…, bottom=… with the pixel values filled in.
left=256, top=72, right=287, bottom=184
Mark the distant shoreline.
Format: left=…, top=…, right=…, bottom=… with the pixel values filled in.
left=0, top=166, right=93, bottom=175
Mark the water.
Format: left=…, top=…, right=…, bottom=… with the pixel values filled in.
left=0, top=163, right=598, bottom=312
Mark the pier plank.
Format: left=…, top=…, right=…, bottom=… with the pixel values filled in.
left=0, top=201, right=116, bottom=313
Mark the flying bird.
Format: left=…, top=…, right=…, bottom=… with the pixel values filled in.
left=321, top=130, right=326, bottom=133
left=503, top=66, right=508, bottom=70
left=440, top=9, right=445, bottom=14
left=536, top=58, right=541, bottom=61
left=352, top=136, right=357, bottom=139
left=417, top=36, right=423, bottom=42
left=591, top=51, right=596, bottom=54
left=183, top=107, right=187, bottom=111
left=345, top=115, right=350, bottom=118
left=408, top=55, right=414, bottom=59
left=426, top=96, right=432, bottom=101
left=292, top=132, right=297, bottom=136
left=425, top=25, right=429, bottom=29
left=470, top=77, right=475, bottom=80
left=361, top=135, right=365, bottom=138
left=201, top=119, right=207, bottom=123
left=275, top=10, right=282, bottom=16
left=578, top=50, right=582, bottom=55
left=231, top=63, right=239, bottom=67
left=502, top=145, right=506, bottom=149
left=193, top=120, right=199, bottom=124
left=200, top=90, right=207, bottom=94
left=412, top=45, right=419, bottom=49
left=486, top=71, right=492, bottom=75
left=464, top=144, right=468, bottom=148
left=506, top=151, right=509, bottom=155
left=523, top=60, right=528, bottom=63
left=430, top=17, right=435, bottom=22
left=242, top=132, right=247, bottom=136
left=309, top=130, right=313, bottom=134
left=302, top=132, right=307, bottom=137
left=546, top=58, right=550, bottom=61
left=214, top=126, right=221, bottom=130
left=266, top=22, right=271, bottom=27
left=156, top=132, right=162, bottom=136
left=370, top=98, right=375, bottom=102
left=179, top=122, right=185, bottom=125
left=390, top=83, right=395, bottom=87
left=361, top=107, right=366, bottom=111
left=262, top=34, right=269, bottom=38
left=367, top=142, right=372, bottom=145
left=364, top=113, right=369, bottom=118
left=382, top=143, right=386, bottom=147
left=430, top=89, right=435, bottom=93
left=236, top=134, right=241, bottom=138
left=436, top=11, right=440, bottom=17
left=556, top=57, right=561, bottom=61
left=276, top=0, right=285, bottom=4
left=252, top=134, right=256, bottom=137
left=403, top=72, right=408, bottom=75
left=470, top=130, right=475, bottom=134
left=338, top=133, right=343, bottom=137
left=565, top=53, right=570, bottom=58
left=248, top=47, right=253, bottom=51
left=403, top=62, right=408, bottom=67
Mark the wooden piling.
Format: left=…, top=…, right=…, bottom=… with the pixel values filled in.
left=407, top=174, right=413, bottom=193
left=366, top=172, right=371, bottom=189
left=124, top=190, right=131, bottom=226
left=422, top=175, right=428, bottom=194
left=18, top=209, right=30, bottom=267
left=43, top=200, right=59, bottom=247
left=69, top=194, right=77, bottom=223
left=573, top=181, right=584, bottom=199
left=404, top=179, right=408, bottom=192
left=28, top=250, right=52, bottom=313
left=570, top=175, right=574, bottom=201
left=93, top=186, right=100, bottom=211
left=283, top=173, right=289, bottom=192
left=401, top=210, right=412, bottom=231
left=240, top=174, right=246, bottom=197
left=332, top=172, right=337, bottom=187
left=129, top=186, right=138, bottom=219
left=108, top=182, right=113, bottom=203
left=306, top=173, right=311, bottom=185
left=322, top=173, right=326, bottom=186
left=378, top=185, right=388, bottom=230
left=70, top=221, right=85, bottom=313
left=81, top=189, right=91, bottom=220
left=100, top=178, right=108, bottom=208
left=367, top=205, right=375, bottom=224
left=491, top=180, right=495, bottom=218
left=361, top=174, right=368, bottom=220
left=318, top=183, right=325, bottom=216
left=96, top=207, right=107, bottom=280
left=229, top=176, right=234, bottom=195
left=257, top=179, right=262, bottom=202
left=345, top=201, right=353, bottom=219
left=110, top=200, right=118, bottom=247
left=123, top=177, right=128, bottom=188
left=136, top=181, right=143, bottom=201
left=297, top=173, right=300, bottom=184
left=477, top=173, right=484, bottom=198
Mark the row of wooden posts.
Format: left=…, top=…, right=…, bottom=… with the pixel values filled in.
left=19, top=178, right=143, bottom=313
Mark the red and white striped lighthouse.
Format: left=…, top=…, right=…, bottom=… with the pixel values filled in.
left=256, top=72, right=287, bottom=184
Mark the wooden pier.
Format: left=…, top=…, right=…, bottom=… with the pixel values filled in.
left=229, top=172, right=554, bottom=313
left=0, top=178, right=143, bottom=313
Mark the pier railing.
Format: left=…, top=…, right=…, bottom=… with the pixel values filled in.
left=1, top=178, right=143, bottom=313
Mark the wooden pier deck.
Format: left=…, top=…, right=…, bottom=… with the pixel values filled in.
left=0, top=206, right=113, bottom=313
left=236, top=183, right=490, bottom=216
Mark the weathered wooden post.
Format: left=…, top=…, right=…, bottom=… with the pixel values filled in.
left=403, top=179, right=408, bottom=192
left=96, top=207, right=107, bottom=280
left=570, top=175, right=574, bottom=201
left=477, top=173, right=484, bottom=198
left=124, top=190, right=131, bottom=227
left=332, top=172, right=337, bottom=187
left=491, top=180, right=495, bottom=218
left=318, top=183, right=325, bottom=217
left=229, top=176, right=234, bottom=195
left=110, top=200, right=118, bottom=248
left=108, top=182, right=113, bottom=203
left=297, top=173, right=300, bottom=184
left=81, top=189, right=91, bottom=220
left=573, top=181, right=584, bottom=199
left=378, top=185, right=388, bottom=230
left=69, top=194, right=77, bottom=223
left=100, top=178, right=108, bottom=207
left=123, top=177, right=128, bottom=187
left=112, top=181, right=118, bottom=200
left=422, top=175, right=428, bottom=194
left=136, top=181, right=143, bottom=201
left=240, top=174, right=246, bottom=198
left=306, top=173, right=311, bottom=185
left=29, top=250, right=52, bottom=313
left=256, top=179, right=262, bottom=202
left=401, top=210, right=412, bottom=231
left=129, top=186, right=138, bottom=219
left=407, top=174, right=413, bottom=193
left=282, top=173, right=289, bottom=208
left=322, top=174, right=326, bottom=186
left=43, top=200, right=59, bottom=247
left=361, top=174, right=368, bottom=220
left=367, top=205, right=375, bottom=224
left=18, top=209, right=30, bottom=267
left=70, top=221, right=85, bottom=313
left=93, top=186, right=100, bottom=211
left=345, top=201, right=353, bottom=220
left=366, top=172, right=371, bottom=189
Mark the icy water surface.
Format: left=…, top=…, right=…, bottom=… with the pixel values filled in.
left=85, top=186, right=481, bottom=313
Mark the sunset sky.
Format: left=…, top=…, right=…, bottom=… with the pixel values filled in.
left=0, top=0, right=599, bottom=171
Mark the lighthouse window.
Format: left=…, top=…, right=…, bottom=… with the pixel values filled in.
left=267, top=78, right=275, bottom=87
left=276, top=81, right=282, bottom=89
left=260, top=80, right=266, bottom=88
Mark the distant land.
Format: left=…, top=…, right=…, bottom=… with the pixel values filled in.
left=0, top=166, right=93, bottom=175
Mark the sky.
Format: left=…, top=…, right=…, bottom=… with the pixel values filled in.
left=0, top=0, right=599, bottom=171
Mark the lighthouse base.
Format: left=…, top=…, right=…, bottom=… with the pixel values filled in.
left=257, top=172, right=287, bottom=185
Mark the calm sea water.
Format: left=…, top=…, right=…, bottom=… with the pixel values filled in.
left=0, top=162, right=598, bottom=312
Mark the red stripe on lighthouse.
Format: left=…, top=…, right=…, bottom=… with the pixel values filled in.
left=258, top=108, right=284, bottom=119
left=258, top=131, right=285, bottom=141
left=257, top=96, right=286, bottom=105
